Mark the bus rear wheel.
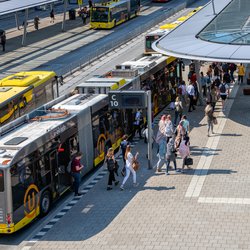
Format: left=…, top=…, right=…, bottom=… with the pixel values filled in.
left=40, top=190, right=51, bottom=217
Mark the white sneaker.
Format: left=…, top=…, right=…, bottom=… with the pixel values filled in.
left=120, top=185, right=124, bottom=191
left=133, top=183, right=139, bottom=187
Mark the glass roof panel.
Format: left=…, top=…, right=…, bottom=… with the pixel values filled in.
left=198, top=0, right=250, bottom=45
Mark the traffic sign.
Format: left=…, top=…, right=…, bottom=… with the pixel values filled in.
left=108, top=91, right=147, bottom=109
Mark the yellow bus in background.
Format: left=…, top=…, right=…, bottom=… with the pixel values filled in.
left=0, top=71, right=58, bottom=125
left=90, top=0, right=140, bottom=29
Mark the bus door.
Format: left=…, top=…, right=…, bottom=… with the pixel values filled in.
left=0, top=169, right=6, bottom=227
left=48, top=150, right=65, bottom=195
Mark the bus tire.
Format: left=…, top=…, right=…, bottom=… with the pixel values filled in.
left=40, top=190, right=51, bottom=217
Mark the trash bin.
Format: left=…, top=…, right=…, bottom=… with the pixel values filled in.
left=69, top=9, right=76, bottom=20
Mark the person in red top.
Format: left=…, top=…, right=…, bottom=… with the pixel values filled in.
left=71, top=152, right=84, bottom=196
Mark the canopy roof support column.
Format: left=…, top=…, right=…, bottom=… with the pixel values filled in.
left=15, top=12, right=20, bottom=30
left=21, top=9, right=29, bottom=46
left=194, top=61, right=203, bottom=106
left=62, top=0, right=68, bottom=32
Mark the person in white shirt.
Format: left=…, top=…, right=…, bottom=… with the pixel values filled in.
left=187, top=83, right=195, bottom=112
left=120, top=145, right=139, bottom=190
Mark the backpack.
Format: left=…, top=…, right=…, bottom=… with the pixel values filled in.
left=177, top=87, right=182, bottom=95
left=106, top=158, right=115, bottom=171
left=165, top=122, right=173, bottom=136
left=220, top=84, right=226, bottom=94
left=168, top=141, right=175, bottom=153
left=175, top=102, right=183, bottom=112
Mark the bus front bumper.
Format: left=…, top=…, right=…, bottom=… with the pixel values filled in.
left=0, top=224, right=15, bottom=234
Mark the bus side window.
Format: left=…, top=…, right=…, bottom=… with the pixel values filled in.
left=0, top=104, right=9, bottom=117
left=69, top=136, right=79, bottom=158
left=11, top=162, right=34, bottom=211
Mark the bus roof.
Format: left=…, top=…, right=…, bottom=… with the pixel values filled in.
left=95, top=0, right=129, bottom=9
left=0, top=86, right=33, bottom=109
left=146, top=29, right=169, bottom=36
left=0, top=94, right=106, bottom=168
left=0, top=71, right=56, bottom=88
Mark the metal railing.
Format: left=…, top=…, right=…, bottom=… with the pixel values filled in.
left=57, top=2, right=187, bottom=77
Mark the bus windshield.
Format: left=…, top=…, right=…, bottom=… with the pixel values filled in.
left=145, top=35, right=161, bottom=49
left=91, top=7, right=109, bottom=22
left=0, top=170, right=4, bottom=192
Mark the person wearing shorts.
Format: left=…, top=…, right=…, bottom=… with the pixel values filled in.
left=219, top=82, right=229, bottom=111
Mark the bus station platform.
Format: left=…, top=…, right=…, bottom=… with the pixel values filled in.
left=20, top=80, right=250, bottom=250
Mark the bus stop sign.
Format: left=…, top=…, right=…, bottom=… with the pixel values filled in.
left=108, top=91, right=147, bottom=109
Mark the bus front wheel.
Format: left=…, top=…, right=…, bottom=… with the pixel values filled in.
left=40, top=190, right=51, bottom=217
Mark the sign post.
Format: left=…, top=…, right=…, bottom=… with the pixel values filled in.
left=108, top=90, right=152, bottom=169
left=147, top=90, right=152, bottom=169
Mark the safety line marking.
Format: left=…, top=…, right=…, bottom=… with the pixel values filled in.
left=185, top=84, right=238, bottom=198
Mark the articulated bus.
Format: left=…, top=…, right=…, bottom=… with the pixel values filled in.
left=90, top=0, right=140, bottom=29
left=0, top=55, right=182, bottom=234
left=144, top=6, right=203, bottom=54
left=0, top=71, right=58, bottom=126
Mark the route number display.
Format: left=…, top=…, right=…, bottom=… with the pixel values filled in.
left=108, top=91, right=147, bottom=109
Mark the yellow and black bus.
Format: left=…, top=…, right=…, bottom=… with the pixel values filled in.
left=90, top=0, right=140, bottom=29
left=0, top=71, right=58, bottom=125
left=0, top=54, right=181, bottom=234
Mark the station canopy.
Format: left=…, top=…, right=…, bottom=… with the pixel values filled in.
left=0, top=0, right=59, bottom=16
left=153, top=0, right=250, bottom=63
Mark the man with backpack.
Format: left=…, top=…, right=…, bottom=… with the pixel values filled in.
left=219, top=81, right=229, bottom=111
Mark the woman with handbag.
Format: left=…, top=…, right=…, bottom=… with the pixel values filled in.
left=105, top=148, right=119, bottom=191
left=178, top=136, right=191, bottom=173
left=120, top=145, right=139, bottom=190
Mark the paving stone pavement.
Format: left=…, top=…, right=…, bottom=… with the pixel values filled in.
left=19, top=80, right=250, bottom=250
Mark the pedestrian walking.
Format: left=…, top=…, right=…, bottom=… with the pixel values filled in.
left=187, top=82, right=195, bottom=112
left=155, top=137, right=167, bottom=172
left=237, top=63, right=245, bottom=85
left=133, top=109, right=143, bottom=139
left=0, top=32, right=6, bottom=52
left=120, top=135, right=129, bottom=176
left=174, top=96, right=183, bottom=126
left=229, top=63, right=236, bottom=82
left=105, top=148, right=119, bottom=191
left=81, top=7, right=88, bottom=24
left=219, top=80, right=229, bottom=111
left=165, top=137, right=179, bottom=175
left=178, top=136, right=191, bottom=173
left=174, top=120, right=186, bottom=150
left=165, top=115, right=174, bottom=143
left=178, top=80, right=187, bottom=106
left=200, top=71, right=207, bottom=97
left=34, top=16, right=40, bottom=30
left=204, top=102, right=214, bottom=137
left=181, top=115, right=190, bottom=136
left=50, top=9, right=55, bottom=23
left=71, top=152, right=84, bottom=196
left=208, top=84, right=217, bottom=111
left=120, top=145, right=139, bottom=190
